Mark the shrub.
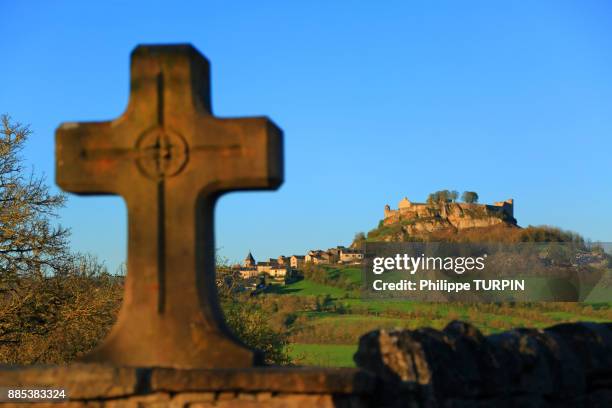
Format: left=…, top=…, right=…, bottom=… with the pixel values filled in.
left=223, top=300, right=290, bottom=365
left=0, top=254, right=121, bottom=364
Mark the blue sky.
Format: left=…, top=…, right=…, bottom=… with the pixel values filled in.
left=1, top=1, right=611, bottom=271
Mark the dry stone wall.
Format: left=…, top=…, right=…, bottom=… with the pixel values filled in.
left=355, top=320, right=612, bottom=407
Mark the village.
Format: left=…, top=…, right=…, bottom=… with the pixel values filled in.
left=230, top=246, right=364, bottom=291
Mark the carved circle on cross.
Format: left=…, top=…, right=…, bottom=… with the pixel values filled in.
left=135, top=127, right=189, bottom=180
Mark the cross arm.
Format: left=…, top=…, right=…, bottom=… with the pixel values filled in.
left=192, top=116, right=284, bottom=195
left=56, top=120, right=129, bottom=195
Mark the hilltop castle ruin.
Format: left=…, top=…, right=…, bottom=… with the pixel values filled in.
left=382, top=196, right=515, bottom=232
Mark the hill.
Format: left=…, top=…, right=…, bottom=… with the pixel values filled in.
left=363, top=193, right=585, bottom=244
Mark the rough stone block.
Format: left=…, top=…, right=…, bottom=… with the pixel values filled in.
left=150, top=367, right=376, bottom=394
left=168, top=392, right=215, bottom=408
left=0, top=364, right=140, bottom=399
left=355, top=320, right=612, bottom=406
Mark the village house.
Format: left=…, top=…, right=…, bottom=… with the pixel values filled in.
left=326, top=247, right=344, bottom=263
left=268, top=265, right=293, bottom=279
left=234, top=252, right=298, bottom=283
left=256, top=261, right=275, bottom=274
left=339, top=247, right=364, bottom=264
left=290, top=255, right=305, bottom=269
left=236, top=245, right=363, bottom=281
left=238, top=267, right=258, bottom=279
left=305, top=249, right=331, bottom=264
left=304, top=246, right=363, bottom=265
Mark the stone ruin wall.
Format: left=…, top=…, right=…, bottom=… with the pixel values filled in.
left=383, top=197, right=515, bottom=228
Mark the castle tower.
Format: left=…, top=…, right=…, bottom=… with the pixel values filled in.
left=398, top=197, right=412, bottom=210
left=505, top=199, right=514, bottom=218
left=244, top=251, right=256, bottom=268
left=493, top=198, right=514, bottom=218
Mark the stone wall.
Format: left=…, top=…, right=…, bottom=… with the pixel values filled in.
left=355, top=320, right=612, bottom=407
left=0, top=366, right=376, bottom=407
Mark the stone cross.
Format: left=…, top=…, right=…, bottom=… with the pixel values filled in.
left=55, top=45, right=283, bottom=369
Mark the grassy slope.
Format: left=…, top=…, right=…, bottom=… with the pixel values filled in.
left=289, top=343, right=356, bottom=367
left=269, top=279, right=351, bottom=297
left=274, top=265, right=612, bottom=367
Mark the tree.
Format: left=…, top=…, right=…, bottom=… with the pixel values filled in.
left=427, top=189, right=454, bottom=205
left=0, top=115, right=70, bottom=280
left=449, top=190, right=459, bottom=202
left=462, top=191, right=479, bottom=203
left=223, top=302, right=290, bottom=365
left=352, top=231, right=366, bottom=247
left=0, top=253, right=122, bottom=364
left=215, top=254, right=290, bottom=365
left=0, top=116, right=118, bottom=364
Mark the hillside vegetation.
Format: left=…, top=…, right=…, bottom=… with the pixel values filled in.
left=366, top=222, right=585, bottom=245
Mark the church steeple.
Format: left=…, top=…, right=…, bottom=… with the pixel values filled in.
left=244, top=251, right=256, bottom=267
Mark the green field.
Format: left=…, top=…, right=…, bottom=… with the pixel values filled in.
left=289, top=343, right=356, bottom=367
left=261, top=265, right=612, bottom=367
left=269, top=278, right=352, bottom=297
